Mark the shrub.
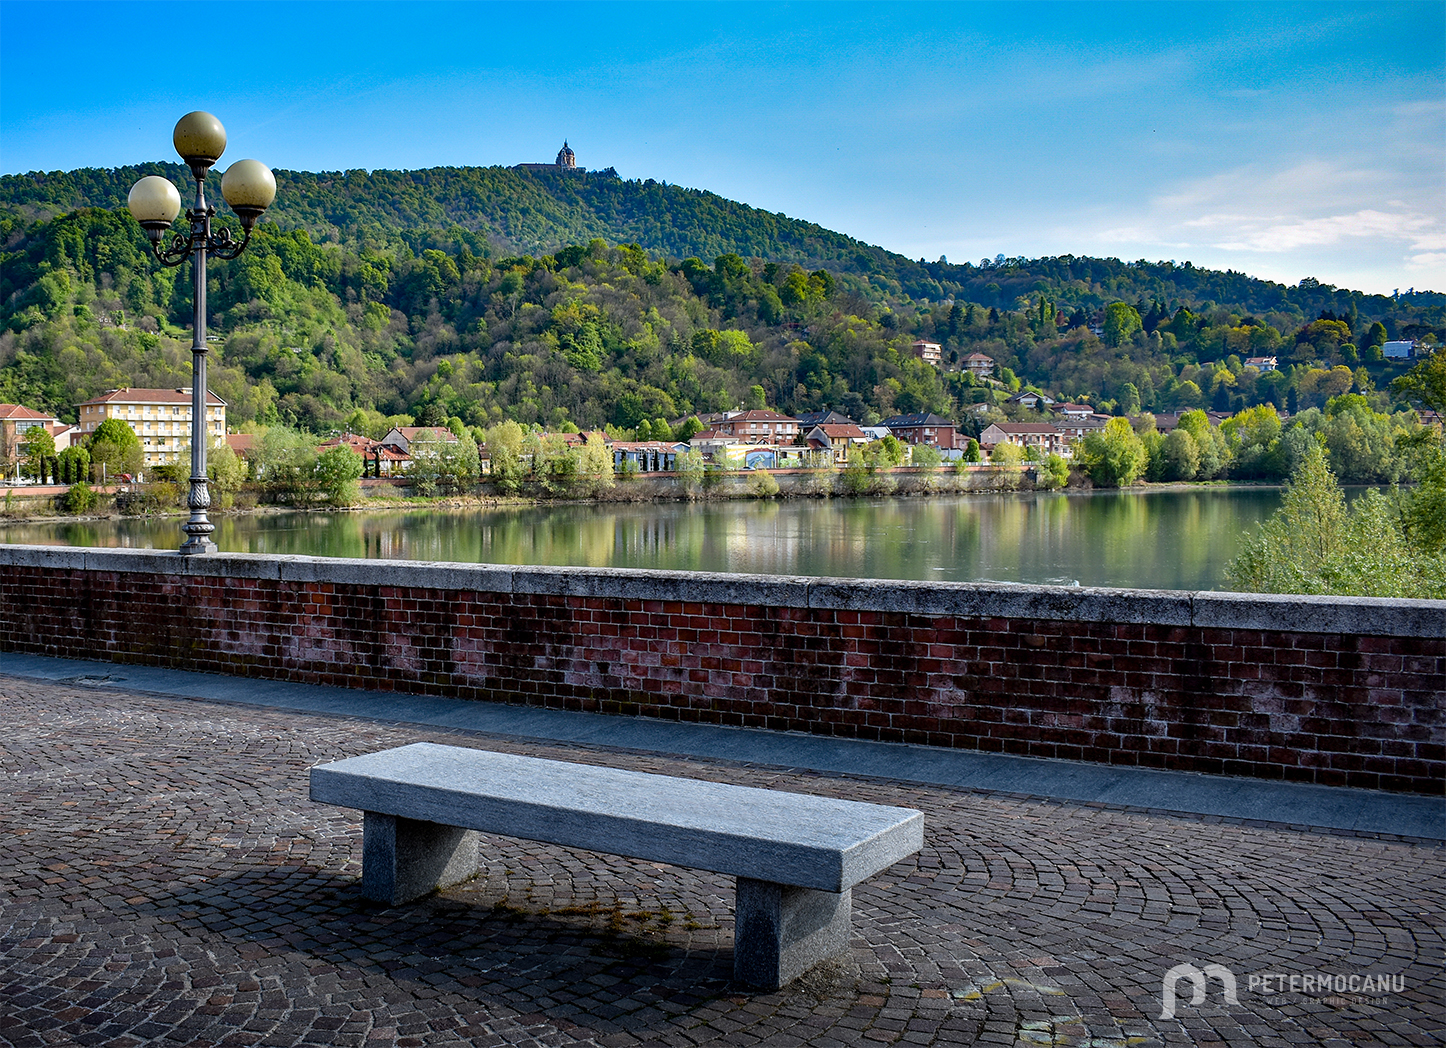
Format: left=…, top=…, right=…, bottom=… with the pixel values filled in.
left=748, top=469, right=780, bottom=498
left=61, top=483, right=97, bottom=514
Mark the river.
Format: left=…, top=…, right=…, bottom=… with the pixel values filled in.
left=2, top=487, right=1286, bottom=591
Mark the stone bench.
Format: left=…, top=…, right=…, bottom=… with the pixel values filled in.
left=310, top=742, right=924, bottom=989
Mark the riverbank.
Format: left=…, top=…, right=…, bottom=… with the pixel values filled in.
left=0, top=463, right=1032, bottom=523
left=0, top=466, right=1289, bottom=528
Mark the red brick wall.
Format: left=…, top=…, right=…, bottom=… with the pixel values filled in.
left=2, top=548, right=1441, bottom=794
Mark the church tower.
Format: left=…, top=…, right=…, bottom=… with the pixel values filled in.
left=555, top=141, right=576, bottom=169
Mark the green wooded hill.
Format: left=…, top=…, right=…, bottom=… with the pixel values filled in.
left=2, top=161, right=1443, bottom=439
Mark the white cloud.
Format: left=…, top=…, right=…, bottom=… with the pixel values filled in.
left=1207, top=209, right=1439, bottom=253
left=1076, top=157, right=1445, bottom=291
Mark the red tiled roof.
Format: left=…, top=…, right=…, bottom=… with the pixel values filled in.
left=0, top=404, right=56, bottom=421
left=990, top=423, right=1060, bottom=434
left=723, top=410, right=799, bottom=422
left=815, top=424, right=867, bottom=439
left=77, top=388, right=225, bottom=407
left=392, top=426, right=458, bottom=442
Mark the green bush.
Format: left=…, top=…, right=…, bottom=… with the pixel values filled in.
left=747, top=469, right=780, bottom=498
left=60, top=483, right=97, bottom=514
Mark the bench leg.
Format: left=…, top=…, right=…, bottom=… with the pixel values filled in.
left=362, top=812, right=479, bottom=905
left=733, top=878, right=851, bottom=990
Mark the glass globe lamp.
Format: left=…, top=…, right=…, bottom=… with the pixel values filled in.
left=127, top=175, right=182, bottom=242
left=220, top=160, right=277, bottom=230
left=173, top=111, right=227, bottom=176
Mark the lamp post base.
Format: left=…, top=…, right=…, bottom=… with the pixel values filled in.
left=179, top=535, right=218, bottom=556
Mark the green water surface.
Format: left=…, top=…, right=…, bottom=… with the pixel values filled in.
left=3, top=487, right=1285, bottom=591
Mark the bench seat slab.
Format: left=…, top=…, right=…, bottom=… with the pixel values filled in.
left=311, top=743, right=923, bottom=893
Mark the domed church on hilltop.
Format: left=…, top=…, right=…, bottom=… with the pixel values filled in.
left=514, top=141, right=582, bottom=174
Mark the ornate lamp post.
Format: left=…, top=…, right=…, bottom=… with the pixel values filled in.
left=127, top=112, right=276, bottom=554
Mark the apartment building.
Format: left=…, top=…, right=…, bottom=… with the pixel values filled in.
left=75, top=388, right=227, bottom=469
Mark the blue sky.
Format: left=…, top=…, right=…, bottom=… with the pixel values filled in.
left=2, top=1, right=1442, bottom=295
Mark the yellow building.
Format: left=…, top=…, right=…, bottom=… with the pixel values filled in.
left=75, top=388, right=227, bottom=469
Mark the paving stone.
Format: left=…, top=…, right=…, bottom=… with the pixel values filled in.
left=0, top=676, right=1441, bottom=1047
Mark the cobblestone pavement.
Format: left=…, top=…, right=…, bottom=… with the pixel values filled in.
left=1, top=677, right=1441, bottom=1048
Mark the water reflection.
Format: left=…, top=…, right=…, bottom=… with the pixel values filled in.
left=3, top=489, right=1285, bottom=591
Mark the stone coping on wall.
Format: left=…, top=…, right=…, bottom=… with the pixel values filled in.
left=3, top=543, right=1442, bottom=639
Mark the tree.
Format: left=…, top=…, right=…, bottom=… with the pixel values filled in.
left=575, top=432, right=615, bottom=497
left=1398, top=431, right=1446, bottom=555
left=864, top=434, right=907, bottom=469
left=989, top=441, right=1025, bottom=467
left=409, top=428, right=479, bottom=496
left=1161, top=428, right=1200, bottom=481
left=1221, top=404, right=1288, bottom=479
left=912, top=443, right=943, bottom=469
left=1037, top=453, right=1070, bottom=490
left=22, top=426, right=56, bottom=483
left=257, top=427, right=320, bottom=504
left=1078, top=417, right=1147, bottom=487
left=1177, top=410, right=1228, bottom=478
left=88, top=419, right=142, bottom=480
left=1392, top=349, right=1446, bottom=413
left=314, top=445, right=364, bottom=505
left=674, top=416, right=705, bottom=442
left=1119, top=382, right=1141, bottom=416
left=1226, top=442, right=1345, bottom=592
left=747, top=469, right=779, bottom=498
left=483, top=420, right=527, bottom=495
left=1102, top=303, right=1142, bottom=347
left=207, top=441, right=245, bottom=509
left=61, top=482, right=97, bottom=514
left=56, top=445, right=90, bottom=485
left=1225, top=442, right=1444, bottom=598
left=675, top=448, right=705, bottom=496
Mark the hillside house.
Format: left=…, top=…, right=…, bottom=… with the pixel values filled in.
left=979, top=422, right=1069, bottom=458
left=1052, top=415, right=1109, bottom=446
left=611, top=441, right=687, bottom=472
left=805, top=423, right=871, bottom=464
left=0, top=404, right=59, bottom=467
left=709, top=410, right=801, bottom=444
left=911, top=339, right=942, bottom=366
left=880, top=412, right=960, bottom=450
left=378, top=426, right=460, bottom=456
left=1006, top=390, right=1056, bottom=411
left=962, top=352, right=995, bottom=379
left=795, top=409, right=858, bottom=429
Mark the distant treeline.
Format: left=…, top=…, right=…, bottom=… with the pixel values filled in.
left=2, top=163, right=1443, bottom=440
